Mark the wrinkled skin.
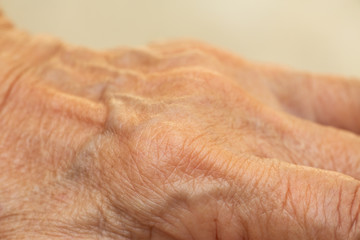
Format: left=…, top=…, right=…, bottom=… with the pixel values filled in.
left=0, top=12, right=360, bottom=240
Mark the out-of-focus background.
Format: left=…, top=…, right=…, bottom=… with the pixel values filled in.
left=1, top=0, right=359, bottom=77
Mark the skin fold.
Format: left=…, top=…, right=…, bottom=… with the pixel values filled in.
left=0, top=10, right=359, bottom=239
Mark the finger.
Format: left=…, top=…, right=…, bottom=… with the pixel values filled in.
left=183, top=79, right=360, bottom=180
left=225, top=157, right=360, bottom=240
left=243, top=100, right=360, bottom=180
left=262, top=66, right=360, bottom=134
left=149, top=40, right=360, bottom=134
left=276, top=109, right=360, bottom=180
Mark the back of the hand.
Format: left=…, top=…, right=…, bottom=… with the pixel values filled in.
left=0, top=22, right=360, bottom=239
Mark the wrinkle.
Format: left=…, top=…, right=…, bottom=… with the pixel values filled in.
left=349, top=184, right=360, bottom=237
left=0, top=63, right=29, bottom=113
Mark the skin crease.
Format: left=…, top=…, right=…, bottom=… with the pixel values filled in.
left=0, top=11, right=360, bottom=240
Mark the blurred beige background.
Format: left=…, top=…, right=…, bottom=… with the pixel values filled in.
left=1, top=0, right=359, bottom=77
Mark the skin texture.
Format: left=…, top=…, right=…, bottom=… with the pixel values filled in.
left=0, top=11, right=360, bottom=239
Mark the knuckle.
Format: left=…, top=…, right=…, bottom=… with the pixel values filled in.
left=157, top=48, right=219, bottom=71
left=105, top=47, right=160, bottom=68
left=102, top=88, right=227, bottom=182
left=150, top=39, right=220, bottom=59
left=147, top=68, right=231, bottom=99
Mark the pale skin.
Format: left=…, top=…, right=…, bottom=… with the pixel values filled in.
left=0, top=11, right=359, bottom=240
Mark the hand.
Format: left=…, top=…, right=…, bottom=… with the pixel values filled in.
left=0, top=15, right=359, bottom=240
